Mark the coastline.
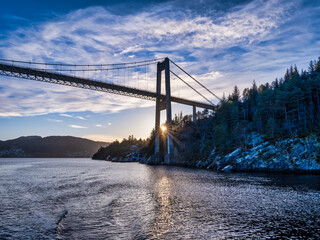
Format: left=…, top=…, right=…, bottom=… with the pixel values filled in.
left=92, top=132, right=320, bottom=174
left=93, top=157, right=320, bottom=174
left=141, top=132, right=320, bottom=174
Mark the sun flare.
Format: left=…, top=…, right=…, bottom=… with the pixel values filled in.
left=161, top=125, right=167, bottom=132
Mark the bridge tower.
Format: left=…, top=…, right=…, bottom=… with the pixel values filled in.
left=155, top=57, right=174, bottom=164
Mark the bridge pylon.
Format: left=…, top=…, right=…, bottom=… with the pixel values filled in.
left=154, top=57, right=174, bottom=164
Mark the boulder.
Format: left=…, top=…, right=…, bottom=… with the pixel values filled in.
left=221, top=165, right=233, bottom=173
left=246, top=132, right=264, bottom=147
left=223, top=147, right=242, bottom=164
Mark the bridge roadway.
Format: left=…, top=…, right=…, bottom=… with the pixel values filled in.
left=0, top=63, right=215, bottom=110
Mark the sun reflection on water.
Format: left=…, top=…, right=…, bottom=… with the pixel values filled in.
left=151, top=175, right=175, bottom=238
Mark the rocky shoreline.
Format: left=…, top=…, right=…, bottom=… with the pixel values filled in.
left=94, top=132, right=320, bottom=174
left=188, top=132, right=320, bottom=173
left=140, top=132, right=320, bottom=174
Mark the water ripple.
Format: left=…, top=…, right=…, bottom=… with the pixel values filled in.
left=0, top=158, right=319, bottom=239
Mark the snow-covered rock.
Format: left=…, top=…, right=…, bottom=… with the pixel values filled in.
left=221, top=165, right=233, bottom=173
left=205, top=132, right=320, bottom=173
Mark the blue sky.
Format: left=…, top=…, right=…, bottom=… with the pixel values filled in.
left=0, top=0, right=319, bottom=142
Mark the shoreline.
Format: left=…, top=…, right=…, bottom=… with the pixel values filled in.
left=151, top=162, right=320, bottom=175
left=92, top=158, right=320, bottom=175
left=93, top=132, right=320, bottom=175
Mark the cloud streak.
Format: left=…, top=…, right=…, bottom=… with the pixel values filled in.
left=60, top=113, right=86, bottom=120
left=60, top=113, right=72, bottom=118
left=69, top=124, right=87, bottom=129
left=48, top=118, right=63, bottom=123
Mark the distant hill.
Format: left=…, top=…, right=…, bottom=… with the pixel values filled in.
left=0, top=136, right=109, bottom=158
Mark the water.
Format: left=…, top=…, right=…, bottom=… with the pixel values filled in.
left=0, top=158, right=319, bottom=239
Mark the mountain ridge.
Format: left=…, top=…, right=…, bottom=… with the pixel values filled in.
left=0, top=135, right=109, bottom=158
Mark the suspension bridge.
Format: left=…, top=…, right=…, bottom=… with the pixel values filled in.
left=0, top=57, right=220, bottom=163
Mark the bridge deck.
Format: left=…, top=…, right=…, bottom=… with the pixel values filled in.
left=0, top=63, right=215, bottom=110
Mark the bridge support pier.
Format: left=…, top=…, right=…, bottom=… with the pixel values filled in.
left=193, top=105, right=197, bottom=123
left=164, top=58, right=173, bottom=164
left=154, top=57, right=174, bottom=164
left=154, top=62, right=161, bottom=161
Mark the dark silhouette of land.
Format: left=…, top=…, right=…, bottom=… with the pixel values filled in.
left=0, top=136, right=109, bottom=158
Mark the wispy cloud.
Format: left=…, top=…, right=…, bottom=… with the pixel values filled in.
left=69, top=124, right=87, bottom=129
left=95, top=123, right=111, bottom=128
left=48, top=118, right=63, bottom=123
left=60, top=113, right=73, bottom=118
left=60, top=113, right=86, bottom=120
left=0, top=0, right=318, bottom=117
left=1, top=1, right=291, bottom=61
left=75, top=116, right=86, bottom=120
left=2, top=14, right=30, bottom=23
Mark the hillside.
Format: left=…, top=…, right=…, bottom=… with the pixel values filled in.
left=0, top=136, right=109, bottom=158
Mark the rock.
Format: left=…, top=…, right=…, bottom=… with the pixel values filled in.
left=225, top=148, right=242, bottom=159
left=261, top=145, right=277, bottom=158
left=206, top=163, right=214, bottom=169
left=246, top=132, right=264, bottom=147
left=204, top=133, right=320, bottom=173
left=221, top=165, right=233, bottom=173
left=208, top=148, right=216, bottom=158
left=196, top=160, right=204, bottom=168
left=234, top=155, right=244, bottom=164
left=223, top=147, right=242, bottom=165
left=144, top=154, right=162, bottom=165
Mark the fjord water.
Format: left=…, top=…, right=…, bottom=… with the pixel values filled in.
left=0, top=158, right=319, bottom=239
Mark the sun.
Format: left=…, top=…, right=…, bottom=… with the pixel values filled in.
left=161, top=125, right=167, bottom=132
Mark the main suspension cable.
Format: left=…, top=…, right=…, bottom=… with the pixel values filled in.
left=169, top=59, right=221, bottom=101
left=20, top=62, right=157, bottom=72
left=170, top=70, right=214, bottom=106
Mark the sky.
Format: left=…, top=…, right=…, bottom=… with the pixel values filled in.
left=0, top=0, right=319, bottom=142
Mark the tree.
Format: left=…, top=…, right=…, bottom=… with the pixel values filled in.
left=265, top=118, right=276, bottom=140
left=230, top=85, right=240, bottom=102
left=315, top=57, right=320, bottom=72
